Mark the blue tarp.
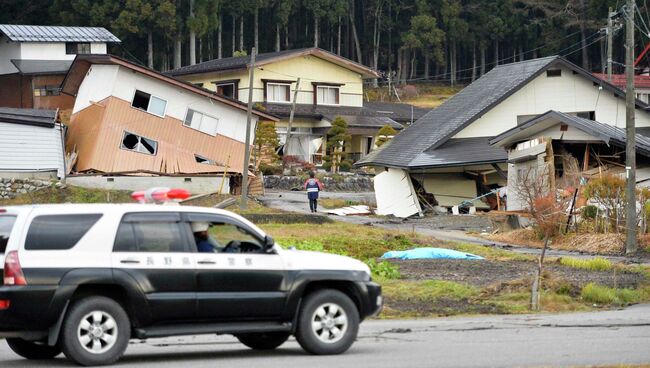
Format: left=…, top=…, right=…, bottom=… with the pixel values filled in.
left=381, top=247, right=484, bottom=260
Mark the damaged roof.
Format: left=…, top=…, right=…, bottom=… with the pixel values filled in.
left=0, top=24, right=120, bottom=43
left=61, top=54, right=279, bottom=122
left=11, top=59, right=72, bottom=75
left=490, top=110, right=650, bottom=157
left=261, top=102, right=403, bottom=129
left=166, top=47, right=379, bottom=78
left=364, top=101, right=430, bottom=124
left=356, top=56, right=650, bottom=170
left=0, top=107, right=57, bottom=128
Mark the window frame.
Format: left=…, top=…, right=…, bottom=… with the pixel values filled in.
left=25, top=214, right=103, bottom=251
left=65, top=42, right=92, bottom=55
left=114, top=212, right=193, bottom=253
left=183, top=212, right=270, bottom=253
left=120, top=130, right=158, bottom=156
left=265, top=82, right=291, bottom=103
left=315, top=85, right=341, bottom=106
left=0, top=215, right=17, bottom=254
left=183, top=108, right=220, bottom=136
left=213, top=80, right=239, bottom=99
left=130, top=89, right=167, bottom=118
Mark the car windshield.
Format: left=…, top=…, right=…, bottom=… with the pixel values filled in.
left=0, top=215, right=16, bottom=254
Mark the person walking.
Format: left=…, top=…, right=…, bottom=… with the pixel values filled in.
left=304, top=171, right=324, bottom=213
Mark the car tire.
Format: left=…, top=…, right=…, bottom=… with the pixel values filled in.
left=60, top=296, right=131, bottom=366
left=235, top=332, right=290, bottom=350
left=6, top=338, right=62, bottom=360
left=295, top=289, right=359, bottom=355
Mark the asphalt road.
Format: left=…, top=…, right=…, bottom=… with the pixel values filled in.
left=1, top=304, right=649, bottom=367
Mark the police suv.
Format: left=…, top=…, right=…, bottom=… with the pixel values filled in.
left=0, top=198, right=382, bottom=366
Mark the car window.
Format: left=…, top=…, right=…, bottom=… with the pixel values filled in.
left=0, top=216, right=16, bottom=254
left=114, top=221, right=186, bottom=253
left=209, top=223, right=263, bottom=249
left=25, top=214, right=102, bottom=250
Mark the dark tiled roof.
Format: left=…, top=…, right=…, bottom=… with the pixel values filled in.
left=356, top=56, right=560, bottom=168
left=491, top=110, right=650, bottom=157
left=167, top=47, right=379, bottom=78
left=11, top=59, right=72, bottom=75
left=364, top=101, right=429, bottom=124
left=410, top=137, right=507, bottom=168
left=0, top=107, right=57, bottom=128
left=0, top=24, right=120, bottom=43
left=260, top=103, right=402, bottom=129
left=356, top=55, right=650, bottom=169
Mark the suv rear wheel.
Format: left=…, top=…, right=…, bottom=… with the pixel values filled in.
left=60, top=296, right=131, bottom=366
left=6, top=338, right=62, bottom=360
left=236, top=332, right=290, bottom=350
left=295, top=289, right=359, bottom=355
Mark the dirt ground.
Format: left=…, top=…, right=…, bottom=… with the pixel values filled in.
left=395, top=214, right=494, bottom=232
left=388, top=259, right=645, bottom=289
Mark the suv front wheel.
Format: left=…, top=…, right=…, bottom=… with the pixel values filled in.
left=295, top=289, right=360, bottom=355
left=60, top=296, right=131, bottom=366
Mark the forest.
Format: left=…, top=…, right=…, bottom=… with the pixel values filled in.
left=2, top=0, right=649, bottom=86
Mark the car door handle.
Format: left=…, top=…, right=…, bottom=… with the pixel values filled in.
left=197, top=259, right=216, bottom=265
left=120, top=258, right=141, bottom=264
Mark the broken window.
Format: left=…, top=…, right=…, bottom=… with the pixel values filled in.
left=131, top=90, right=167, bottom=117
left=195, top=154, right=218, bottom=165
left=576, top=111, right=596, bottom=120
left=184, top=108, right=219, bottom=136
left=33, top=85, right=61, bottom=97
left=121, top=131, right=158, bottom=155
left=546, top=69, right=562, bottom=78
left=66, top=42, right=91, bottom=55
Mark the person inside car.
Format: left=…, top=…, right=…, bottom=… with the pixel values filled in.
left=192, top=222, right=221, bottom=252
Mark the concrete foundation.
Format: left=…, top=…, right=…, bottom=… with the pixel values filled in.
left=67, top=175, right=230, bottom=194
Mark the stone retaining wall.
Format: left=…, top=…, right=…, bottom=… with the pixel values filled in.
left=0, top=178, right=59, bottom=199
left=264, top=174, right=373, bottom=192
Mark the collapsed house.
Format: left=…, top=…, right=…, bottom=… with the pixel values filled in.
left=356, top=56, right=650, bottom=217
left=60, top=54, right=278, bottom=192
left=0, top=107, right=65, bottom=179
left=490, top=110, right=650, bottom=210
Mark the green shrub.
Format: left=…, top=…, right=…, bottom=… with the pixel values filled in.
left=581, top=283, right=640, bottom=305
left=259, top=162, right=282, bottom=175
left=366, top=259, right=401, bottom=279
left=581, top=205, right=598, bottom=219
left=560, top=257, right=612, bottom=271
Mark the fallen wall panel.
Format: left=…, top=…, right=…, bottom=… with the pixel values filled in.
left=374, top=168, right=422, bottom=218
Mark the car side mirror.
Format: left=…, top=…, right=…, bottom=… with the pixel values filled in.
left=263, top=235, right=275, bottom=251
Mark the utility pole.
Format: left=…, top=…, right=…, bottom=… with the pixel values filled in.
left=625, top=1, right=637, bottom=254
left=240, top=48, right=256, bottom=210
left=283, top=77, right=301, bottom=171
left=607, top=7, right=614, bottom=82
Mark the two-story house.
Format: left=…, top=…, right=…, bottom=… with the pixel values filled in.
left=0, top=24, right=120, bottom=110
left=61, top=54, right=278, bottom=193
left=167, top=48, right=404, bottom=164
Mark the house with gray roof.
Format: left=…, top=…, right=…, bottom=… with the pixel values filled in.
left=0, top=24, right=120, bottom=110
left=167, top=47, right=419, bottom=164
left=356, top=56, right=650, bottom=217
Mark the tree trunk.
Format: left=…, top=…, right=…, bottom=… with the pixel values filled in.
left=174, top=35, right=182, bottom=69
left=189, top=0, right=196, bottom=65
left=424, top=54, right=430, bottom=80
left=471, top=43, right=476, bottom=81
left=275, top=24, right=281, bottom=52
left=348, top=0, right=362, bottom=64
left=494, top=38, right=499, bottom=66
left=314, top=16, right=319, bottom=47
left=451, top=42, right=457, bottom=87
left=231, top=15, right=236, bottom=55
left=284, top=25, right=289, bottom=49
left=239, top=16, right=244, bottom=52
left=337, top=17, right=342, bottom=55
left=396, top=48, right=403, bottom=85
left=218, top=14, right=222, bottom=59
left=254, top=7, right=259, bottom=52
left=147, top=31, right=154, bottom=69
left=531, top=235, right=550, bottom=311
left=371, top=4, right=381, bottom=88
left=198, top=37, right=203, bottom=63
left=480, top=45, right=486, bottom=76
left=580, top=20, right=589, bottom=69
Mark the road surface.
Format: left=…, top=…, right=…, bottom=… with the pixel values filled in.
left=2, top=304, right=649, bottom=367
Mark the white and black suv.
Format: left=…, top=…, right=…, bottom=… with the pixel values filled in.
left=0, top=204, right=382, bottom=366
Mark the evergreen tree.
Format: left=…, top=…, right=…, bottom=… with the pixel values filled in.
left=375, top=124, right=397, bottom=147
left=323, top=117, right=351, bottom=173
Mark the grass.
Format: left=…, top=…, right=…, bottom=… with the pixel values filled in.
left=581, top=283, right=642, bottom=306
left=559, top=257, right=613, bottom=271
left=0, top=185, right=133, bottom=205
left=447, top=243, right=536, bottom=262
left=318, top=198, right=362, bottom=209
